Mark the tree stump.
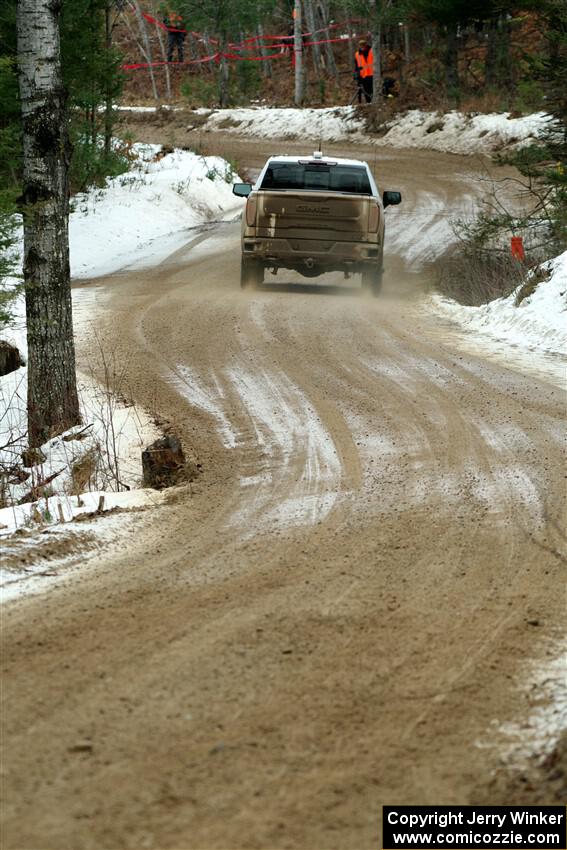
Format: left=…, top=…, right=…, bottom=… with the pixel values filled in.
left=142, top=435, right=186, bottom=489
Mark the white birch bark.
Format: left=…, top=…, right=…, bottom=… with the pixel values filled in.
left=132, top=1, right=159, bottom=101
left=151, top=1, right=171, bottom=99
left=17, top=0, right=80, bottom=447
left=369, top=0, right=382, bottom=102
left=257, top=21, right=272, bottom=78
left=316, top=0, right=338, bottom=81
left=218, top=33, right=230, bottom=107
left=303, top=0, right=321, bottom=74
left=403, top=22, right=410, bottom=64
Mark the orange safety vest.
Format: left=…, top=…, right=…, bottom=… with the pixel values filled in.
left=355, top=48, right=374, bottom=78
left=165, top=12, right=184, bottom=30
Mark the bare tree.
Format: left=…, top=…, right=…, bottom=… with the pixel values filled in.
left=129, top=1, right=159, bottom=101
left=149, top=0, right=172, bottom=99
left=303, top=0, right=322, bottom=75
left=257, top=20, right=273, bottom=78
left=294, top=0, right=304, bottom=105
left=17, top=0, right=81, bottom=448
left=369, top=0, right=382, bottom=101
left=316, top=0, right=338, bottom=82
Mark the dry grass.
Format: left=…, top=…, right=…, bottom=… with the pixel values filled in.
left=435, top=251, right=529, bottom=307
left=70, top=446, right=100, bottom=495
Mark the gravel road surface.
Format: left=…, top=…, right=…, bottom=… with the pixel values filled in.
left=1, top=138, right=565, bottom=849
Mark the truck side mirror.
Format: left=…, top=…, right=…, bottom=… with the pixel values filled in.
left=383, top=191, right=401, bottom=208
left=233, top=183, right=253, bottom=197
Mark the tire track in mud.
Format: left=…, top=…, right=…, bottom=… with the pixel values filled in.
left=166, top=356, right=345, bottom=535
left=242, top=292, right=561, bottom=746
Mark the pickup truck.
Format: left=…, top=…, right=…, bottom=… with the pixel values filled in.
left=232, top=152, right=401, bottom=295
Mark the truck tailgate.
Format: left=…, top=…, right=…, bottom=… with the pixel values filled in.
left=255, top=192, right=372, bottom=241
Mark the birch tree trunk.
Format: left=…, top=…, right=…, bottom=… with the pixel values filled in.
left=132, top=1, right=159, bottom=101
left=347, top=18, right=354, bottom=72
left=303, top=0, right=321, bottom=75
left=404, top=23, right=410, bottom=64
left=369, top=0, right=382, bottom=103
left=257, top=22, right=272, bottom=79
left=17, top=0, right=80, bottom=447
left=151, top=1, right=171, bottom=99
left=294, top=0, right=304, bottom=105
left=187, top=34, right=202, bottom=74
left=218, top=33, right=230, bottom=107
left=316, top=1, right=338, bottom=82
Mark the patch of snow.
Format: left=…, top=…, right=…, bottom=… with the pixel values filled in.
left=374, top=109, right=551, bottom=155
left=230, top=358, right=344, bottom=531
left=478, top=642, right=567, bottom=764
left=0, top=487, right=164, bottom=542
left=0, top=365, right=159, bottom=531
left=116, top=105, right=178, bottom=112
left=0, top=487, right=168, bottom=603
left=69, top=144, right=245, bottom=279
left=204, top=106, right=364, bottom=143
left=164, top=347, right=345, bottom=533
left=430, top=251, right=567, bottom=355
left=198, top=106, right=551, bottom=155
left=1, top=144, right=245, bottom=344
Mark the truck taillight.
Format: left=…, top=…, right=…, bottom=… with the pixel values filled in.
left=368, top=202, right=380, bottom=233
left=246, top=195, right=257, bottom=227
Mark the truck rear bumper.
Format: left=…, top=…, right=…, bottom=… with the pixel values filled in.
left=242, top=237, right=381, bottom=272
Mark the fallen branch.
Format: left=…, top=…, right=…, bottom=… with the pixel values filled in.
left=17, top=468, right=65, bottom=505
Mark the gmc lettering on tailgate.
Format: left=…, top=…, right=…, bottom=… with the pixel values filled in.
left=295, top=204, right=330, bottom=215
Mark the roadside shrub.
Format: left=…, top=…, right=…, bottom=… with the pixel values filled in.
left=69, top=127, right=131, bottom=193
left=513, top=79, right=545, bottom=114
left=435, top=250, right=529, bottom=306
left=181, top=75, right=217, bottom=108
left=236, top=62, right=261, bottom=100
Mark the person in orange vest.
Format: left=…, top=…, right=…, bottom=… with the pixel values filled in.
left=163, top=9, right=186, bottom=63
left=354, top=38, right=374, bottom=103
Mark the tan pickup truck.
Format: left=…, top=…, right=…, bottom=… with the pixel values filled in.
left=232, top=152, right=401, bottom=295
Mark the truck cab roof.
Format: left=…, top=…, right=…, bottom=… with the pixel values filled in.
left=256, top=153, right=379, bottom=197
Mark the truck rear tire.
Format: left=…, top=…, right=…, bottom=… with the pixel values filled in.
left=240, top=258, right=263, bottom=290
left=361, top=264, right=383, bottom=297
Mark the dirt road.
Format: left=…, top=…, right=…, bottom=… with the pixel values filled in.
left=1, top=139, right=565, bottom=849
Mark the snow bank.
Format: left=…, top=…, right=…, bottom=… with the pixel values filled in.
left=374, top=109, right=550, bottom=155
left=0, top=143, right=243, bottom=539
left=0, top=486, right=165, bottom=541
left=193, top=106, right=550, bottom=155
left=70, top=143, right=245, bottom=278
left=431, top=251, right=567, bottom=353
left=201, top=105, right=364, bottom=143
left=0, top=360, right=160, bottom=529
